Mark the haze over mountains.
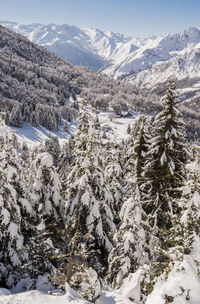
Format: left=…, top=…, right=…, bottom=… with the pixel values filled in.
left=1, top=21, right=200, bottom=98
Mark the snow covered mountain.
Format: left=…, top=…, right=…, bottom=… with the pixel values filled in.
left=0, top=20, right=156, bottom=72
left=1, top=20, right=200, bottom=100
left=103, top=27, right=200, bottom=76
left=0, top=20, right=139, bottom=71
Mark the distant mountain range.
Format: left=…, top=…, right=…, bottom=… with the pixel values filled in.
left=1, top=21, right=200, bottom=103
left=1, top=22, right=200, bottom=139
left=0, top=21, right=152, bottom=71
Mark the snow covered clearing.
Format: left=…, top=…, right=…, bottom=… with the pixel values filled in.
left=96, top=291, right=135, bottom=304
left=9, top=109, right=139, bottom=147
left=10, top=121, right=77, bottom=147
left=97, top=110, right=139, bottom=142
left=0, top=288, right=137, bottom=304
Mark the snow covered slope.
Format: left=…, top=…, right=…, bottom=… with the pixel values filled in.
left=103, top=27, right=200, bottom=77
left=0, top=20, right=154, bottom=73
left=2, top=256, right=200, bottom=304
left=0, top=21, right=138, bottom=71
left=2, top=20, right=200, bottom=100
left=8, top=108, right=137, bottom=147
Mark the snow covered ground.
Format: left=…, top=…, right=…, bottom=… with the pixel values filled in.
left=0, top=288, right=91, bottom=304
left=2, top=256, right=200, bottom=304
left=8, top=109, right=138, bottom=147
left=10, top=122, right=75, bottom=147
left=97, top=111, right=138, bottom=142
left=0, top=289, right=138, bottom=304
left=145, top=256, right=200, bottom=304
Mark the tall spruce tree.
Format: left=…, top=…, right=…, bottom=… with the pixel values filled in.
left=107, top=183, right=153, bottom=289
left=143, top=79, right=188, bottom=230
left=0, top=129, right=27, bottom=286
left=64, top=111, right=115, bottom=279
left=140, top=79, right=188, bottom=291
left=29, top=152, right=65, bottom=249
left=105, top=147, right=124, bottom=226
left=9, top=105, right=22, bottom=128
left=132, top=116, right=151, bottom=195
left=45, top=135, right=61, bottom=167
left=0, top=128, right=53, bottom=287
left=123, top=115, right=150, bottom=204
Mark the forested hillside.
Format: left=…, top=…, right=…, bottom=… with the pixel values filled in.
left=0, top=25, right=200, bottom=139
left=1, top=23, right=200, bottom=304
left=2, top=21, right=200, bottom=113
left=1, top=79, right=200, bottom=303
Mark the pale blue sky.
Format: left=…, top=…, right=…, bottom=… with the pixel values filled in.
left=0, top=0, right=200, bottom=37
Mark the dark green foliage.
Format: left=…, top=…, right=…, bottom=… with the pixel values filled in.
left=143, top=80, right=188, bottom=229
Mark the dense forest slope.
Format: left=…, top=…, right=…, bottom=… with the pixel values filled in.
left=0, top=24, right=200, bottom=139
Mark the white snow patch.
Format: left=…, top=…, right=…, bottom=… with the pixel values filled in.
left=0, top=289, right=91, bottom=304
left=96, top=291, right=135, bottom=304
left=117, top=268, right=143, bottom=302
left=96, top=110, right=139, bottom=143
left=146, top=256, right=200, bottom=304
left=9, top=122, right=77, bottom=147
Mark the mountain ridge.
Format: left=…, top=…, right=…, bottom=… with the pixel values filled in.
left=2, top=21, right=200, bottom=100
left=1, top=23, right=200, bottom=139
left=0, top=20, right=144, bottom=71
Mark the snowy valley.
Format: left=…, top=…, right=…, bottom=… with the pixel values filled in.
left=1, top=22, right=200, bottom=304
left=2, top=21, right=200, bottom=104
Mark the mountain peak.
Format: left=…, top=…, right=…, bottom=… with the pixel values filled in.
left=2, top=20, right=200, bottom=94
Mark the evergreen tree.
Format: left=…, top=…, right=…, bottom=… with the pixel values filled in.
left=46, top=113, right=58, bottom=131
left=45, top=135, right=61, bottom=167
left=23, top=151, right=58, bottom=283
left=0, top=128, right=53, bottom=287
left=20, top=142, right=29, bottom=162
left=5, top=112, right=10, bottom=126
left=23, top=104, right=31, bottom=122
left=30, top=111, right=39, bottom=127
left=29, top=152, right=65, bottom=249
left=0, top=129, right=27, bottom=286
left=132, top=115, right=151, bottom=196
left=127, top=123, right=131, bottom=134
left=107, top=183, right=153, bottom=289
left=143, top=79, right=188, bottom=230
left=58, top=136, right=75, bottom=181
left=105, top=148, right=124, bottom=226
left=63, top=120, right=69, bottom=133
left=140, top=79, right=188, bottom=293
left=68, top=134, right=75, bottom=154
left=9, top=105, right=22, bottom=128
left=64, top=112, right=115, bottom=279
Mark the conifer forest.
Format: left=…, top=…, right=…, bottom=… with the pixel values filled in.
left=1, top=24, right=200, bottom=304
